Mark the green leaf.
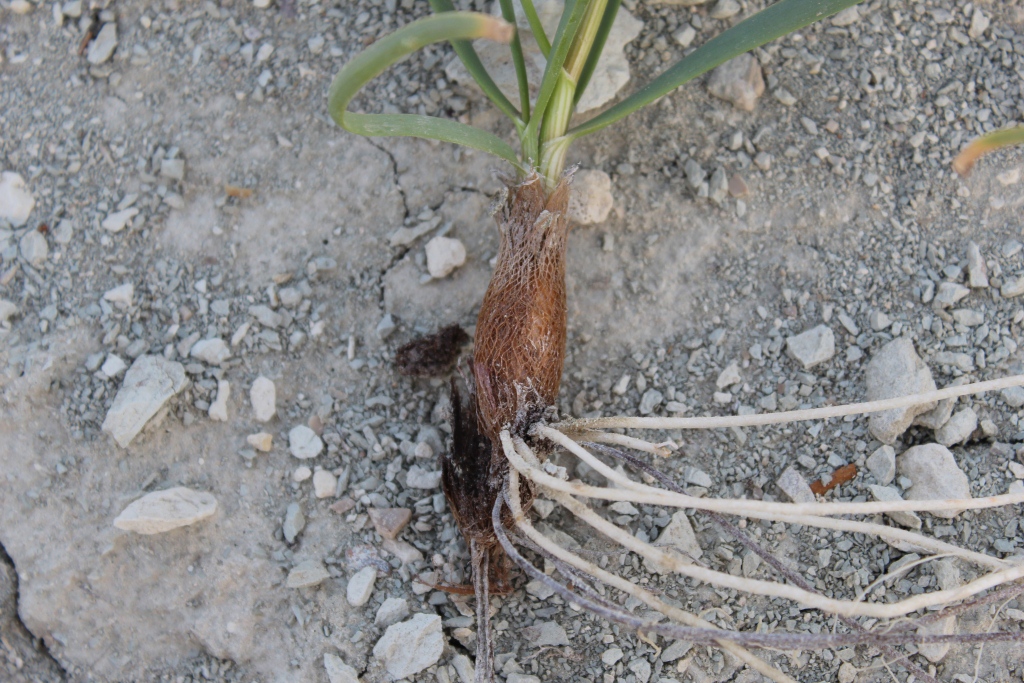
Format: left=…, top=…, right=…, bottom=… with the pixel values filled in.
left=574, top=0, right=620, bottom=107
left=498, top=0, right=532, bottom=119
left=953, top=125, right=1024, bottom=177
left=568, top=0, right=864, bottom=141
left=520, top=0, right=551, bottom=57
left=428, top=0, right=522, bottom=124
left=327, top=12, right=521, bottom=168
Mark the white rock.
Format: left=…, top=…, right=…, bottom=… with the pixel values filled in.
left=10, top=0, right=32, bottom=14
left=18, top=230, right=47, bottom=267
left=1002, top=386, right=1024, bottom=408
left=785, top=325, right=835, bottom=369
left=103, top=282, right=134, bottom=306
left=374, top=614, right=444, bottom=679
left=248, top=432, right=273, bottom=451
left=313, top=469, right=337, bottom=498
left=102, top=208, right=139, bottom=233
left=866, top=445, right=896, bottom=485
left=868, top=485, right=922, bottom=529
left=87, top=23, right=118, bottom=64
left=405, top=465, right=442, bottom=489
left=160, top=158, right=185, bottom=181
left=250, top=376, right=276, bottom=421
left=709, top=0, right=739, bottom=19
left=917, top=615, right=957, bottom=663
left=283, top=502, right=305, bottom=543
left=968, top=8, right=989, bottom=40
left=323, top=654, right=360, bottom=683
left=190, top=338, right=230, bottom=365
left=864, top=339, right=936, bottom=444
left=0, top=299, right=19, bottom=325
left=424, top=236, right=466, bottom=279
left=966, top=242, right=988, bottom=288
left=101, top=356, right=188, bottom=448
left=1001, top=277, right=1024, bottom=298
left=208, top=379, right=230, bottom=421
left=287, top=559, right=330, bottom=588
left=639, top=388, right=663, bottom=414
left=707, top=53, right=765, bottom=112
left=113, top=487, right=217, bottom=534
left=289, top=425, right=323, bottom=459
left=934, top=281, right=970, bottom=307
left=868, top=310, right=891, bottom=331
left=523, top=620, right=570, bottom=647
left=672, top=25, right=696, bottom=48
left=100, top=354, right=127, bottom=378
left=374, top=597, right=410, bottom=627
left=777, top=466, right=816, bottom=503
left=934, top=408, right=977, bottom=447
left=293, top=466, right=312, bottom=482
left=568, top=169, right=614, bottom=225
left=628, top=659, right=652, bottom=683
left=0, top=171, right=36, bottom=227
left=645, top=510, right=702, bottom=574
left=830, top=5, right=860, bottom=26
left=451, top=654, right=476, bottom=683
left=898, top=444, right=971, bottom=519
left=253, top=0, right=272, bottom=8
left=602, top=648, right=624, bottom=666
left=715, top=362, right=741, bottom=388
left=382, top=539, right=423, bottom=564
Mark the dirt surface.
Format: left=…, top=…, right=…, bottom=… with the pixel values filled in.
left=1, top=0, right=1024, bottom=682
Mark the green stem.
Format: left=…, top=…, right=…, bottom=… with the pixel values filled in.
left=520, top=0, right=551, bottom=57
left=498, top=0, right=532, bottom=120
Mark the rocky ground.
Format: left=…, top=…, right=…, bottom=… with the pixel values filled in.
left=2, top=0, right=1024, bottom=681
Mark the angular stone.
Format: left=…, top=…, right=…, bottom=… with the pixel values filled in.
left=100, top=354, right=127, bottom=379
left=830, top=5, right=860, bottom=26
left=935, top=408, right=977, bottom=447
left=289, top=425, right=323, bottom=459
left=0, top=172, right=35, bottom=227
left=707, top=53, right=765, bottom=112
left=382, top=538, right=424, bottom=565
left=1001, top=386, right=1024, bottom=408
left=346, top=566, right=377, bottom=606
left=917, top=615, right=957, bottom=663
left=283, top=502, right=305, bottom=543
left=101, top=208, right=138, bottom=233
left=113, top=487, right=217, bottom=534
left=19, top=230, right=47, bottom=267
left=405, top=465, right=441, bottom=489
left=373, top=614, right=444, bottom=680
left=966, top=242, right=988, bottom=288
left=777, top=466, right=816, bottom=503
left=207, top=379, right=230, bottom=421
left=374, top=597, right=410, bottom=627
left=323, top=654, right=360, bottom=683
left=868, top=485, right=922, bottom=529
left=87, top=23, right=118, bottom=64
left=250, top=376, right=276, bottom=422
left=287, top=559, right=330, bottom=588
left=645, top=510, right=702, bottom=574
left=424, top=236, right=466, bottom=279
left=313, top=469, right=337, bottom=498
left=102, top=356, right=188, bottom=448
left=898, top=444, right=971, bottom=519
left=368, top=507, right=411, bottom=540
left=523, top=621, right=570, bottom=647
left=103, top=282, right=134, bottom=306
left=247, top=432, right=273, bottom=451
left=785, top=325, right=835, bottom=369
left=716, top=362, right=741, bottom=388
left=865, top=445, right=896, bottom=485
left=190, top=338, right=230, bottom=365
left=0, top=299, right=18, bottom=324
left=934, top=281, right=970, bottom=307
left=864, top=339, right=936, bottom=444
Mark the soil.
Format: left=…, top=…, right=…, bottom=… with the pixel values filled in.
left=1, top=0, right=1023, bottom=682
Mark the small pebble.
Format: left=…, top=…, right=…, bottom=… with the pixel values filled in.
left=373, top=614, right=444, bottom=679
left=100, top=354, right=127, bottom=378
left=368, top=507, right=412, bottom=540
left=866, top=445, right=896, bottom=485
left=568, top=169, right=614, bottom=224
left=785, top=325, right=835, bottom=369
left=405, top=465, right=441, bottom=489
left=287, top=559, right=330, bottom=588
left=346, top=565, right=377, bottom=606
left=424, top=236, right=466, bottom=279
left=103, top=282, right=134, bottom=306
left=113, top=487, right=217, bottom=534
left=87, top=23, right=118, bottom=65
left=868, top=485, right=922, bottom=529
left=898, top=444, right=971, bottom=518
left=250, top=376, right=276, bottom=422
left=247, top=432, right=273, bottom=451
left=864, top=338, right=936, bottom=444
left=934, top=408, right=977, bottom=447
left=777, top=466, right=816, bottom=503
left=323, top=654, right=360, bottom=683
left=293, top=466, right=312, bottom=482
left=966, top=242, right=988, bottom=288
left=289, top=425, right=323, bottom=459
left=283, top=502, right=305, bottom=543
left=190, top=338, right=230, bottom=365
left=375, top=597, right=410, bottom=627
left=19, top=230, right=47, bottom=267
left=706, top=53, right=764, bottom=111
left=313, top=469, right=337, bottom=498
left=101, top=208, right=138, bottom=233
left=207, top=379, right=230, bottom=421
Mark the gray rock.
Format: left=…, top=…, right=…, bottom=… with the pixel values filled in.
left=968, top=8, right=989, bottom=40
left=1001, top=385, right=1024, bottom=408
left=709, top=0, right=739, bottom=20
left=898, top=443, right=971, bottom=518
left=864, top=339, right=937, bottom=444
left=19, top=230, right=47, bottom=267
left=868, top=310, right=891, bottom=331
left=375, top=313, right=396, bottom=339
left=405, top=465, right=441, bottom=489
left=672, top=25, right=696, bottom=47
left=287, top=559, right=330, bottom=588
left=1001, top=277, right=1024, bottom=298
left=917, top=615, right=957, bottom=663
left=707, top=53, right=765, bottom=111
left=373, top=614, right=444, bottom=679
left=160, top=158, right=185, bottom=181
left=101, top=208, right=138, bottom=233
left=830, top=5, right=860, bottom=26
left=103, top=282, right=134, bottom=306
left=523, top=620, right=570, bottom=647
left=684, top=158, right=706, bottom=188
left=288, top=425, right=323, bottom=459
left=323, top=654, right=361, bottom=683
left=346, top=566, right=377, bottom=606
left=785, top=325, right=835, bottom=369
left=283, top=502, right=305, bottom=543
left=866, top=445, right=896, bottom=485
left=867, top=485, right=922, bottom=529
left=189, top=338, right=230, bottom=365
left=0, top=171, right=35, bottom=227
left=708, top=167, right=728, bottom=204
left=639, top=388, right=663, bottom=415
left=934, top=281, right=970, bottom=307
left=628, top=658, right=652, bottom=683
left=646, top=510, right=702, bottom=574
left=87, top=23, right=118, bottom=64
left=451, top=654, right=475, bottom=683
left=113, top=487, right=217, bottom=534
left=250, top=376, right=276, bottom=422
left=374, top=597, right=409, bottom=627
left=777, top=466, right=816, bottom=503
left=100, top=354, right=127, bottom=379
left=966, top=242, right=988, bottom=288
left=951, top=309, right=983, bottom=326
left=101, top=356, right=188, bottom=448
left=935, top=408, right=977, bottom=447
left=249, top=304, right=283, bottom=328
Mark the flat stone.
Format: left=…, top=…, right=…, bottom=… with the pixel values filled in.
left=101, top=208, right=138, bottom=233
left=709, top=0, right=739, bottom=19
left=323, top=654, right=360, bottom=683
left=405, top=465, right=441, bottom=489
left=247, top=432, right=273, bottom=451
left=189, top=338, right=230, bottom=365
left=968, top=8, right=989, bottom=39
left=785, top=325, right=835, bottom=369
left=1001, top=277, right=1024, bottom=298
left=628, top=659, right=652, bottom=683
left=100, top=354, right=127, bottom=378
left=602, top=648, right=624, bottom=666
left=868, top=485, right=922, bottom=529
left=113, top=487, right=217, bottom=534
left=249, top=304, right=283, bottom=328
left=87, top=23, right=118, bottom=64
left=707, top=53, right=765, bottom=112
left=934, top=281, right=970, bottom=307
left=250, top=376, right=276, bottom=422
left=18, top=230, right=47, bottom=267
left=645, top=510, right=702, bottom=574
left=568, top=169, right=614, bottom=224
left=103, top=282, right=134, bottom=306
left=866, top=445, right=896, bottom=485
left=917, top=615, right=957, bottom=662
left=373, top=614, right=444, bottom=679
left=373, top=598, right=410, bottom=629
left=523, top=621, right=570, bottom=647
left=208, top=380, right=229, bottom=421
left=1001, top=386, right=1024, bottom=408
left=830, top=5, right=860, bottom=25
left=368, top=507, right=411, bottom=540
left=935, top=408, right=977, bottom=446
left=160, top=158, right=185, bottom=181
left=313, top=469, right=337, bottom=498
left=638, top=388, right=663, bottom=415
left=898, top=444, right=971, bottom=519
left=451, top=654, right=475, bottom=683
left=864, top=339, right=937, bottom=444
left=283, top=502, right=305, bottom=543
left=289, top=426, right=323, bottom=459
left=716, top=362, right=741, bottom=388
left=102, top=356, right=188, bottom=448
left=287, top=559, right=330, bottom=588
left=346, top=566, right=377, bottom=606
left=951, top=309, right=983, bottom=326
left=868, top=310, right=891, bottom=331
left=777, top=466, right=816, bottom=504
left=966, top=242, right=988, bottom=288
left=424, top=236, right=466, bottom=279
left=672, top=25, right=696, bottom=47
